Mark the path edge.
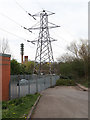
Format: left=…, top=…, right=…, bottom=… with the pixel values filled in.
left=26, top=95, right=41, bottom=120
left=76, top=83, right=88, bottom=91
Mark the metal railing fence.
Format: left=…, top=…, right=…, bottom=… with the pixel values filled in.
left=9, top=75, right=59, bottom=99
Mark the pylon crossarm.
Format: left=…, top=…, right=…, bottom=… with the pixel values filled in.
left=28, top=25, right=60, bottom=30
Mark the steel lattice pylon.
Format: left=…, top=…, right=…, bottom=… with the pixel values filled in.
left=35, top=11, right=54, bottom=74
left=26, top=10, right=60, bottom=75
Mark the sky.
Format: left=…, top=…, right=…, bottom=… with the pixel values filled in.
left=0, top=0, right=88, bottom=63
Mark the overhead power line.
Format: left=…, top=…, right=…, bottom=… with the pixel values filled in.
left=0, top=27, right=26, bottom=40
left=0, top=12, right=32, bottom=33
left=0, top=27, right=36, bottom=45
left=15, top=0, right=36, bottom=20
left=0, top=12, right=21, bottom=27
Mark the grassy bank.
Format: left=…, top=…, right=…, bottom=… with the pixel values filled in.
left=2, top=93, right=40, bottom=119
left=77, top=80, right=88, bottom=88
left=56, top=79, right=76, bottom=86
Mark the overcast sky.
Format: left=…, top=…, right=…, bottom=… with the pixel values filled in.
left=0, top=0, right=88, bottom=62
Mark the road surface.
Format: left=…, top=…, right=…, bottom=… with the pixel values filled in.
left=32, top=86, right=88, bottom=118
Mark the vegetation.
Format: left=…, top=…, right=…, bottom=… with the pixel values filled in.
left=10, top=39, right=88, bottom=87
left=11, top=59, right=21, bottom=75
left=10, top=60, right=35, bottom=75
left=57, top=39, right=88, bottom=87
left=0, top=38, right=10, bottom=54
left=56, top=79, right=76, bottom=86
left=2, top=93, right=40, bottom=118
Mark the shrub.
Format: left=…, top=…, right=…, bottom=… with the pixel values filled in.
left=56, top=79, right=76, bottom=86
left=8, top=98, right=23, bottom=106
left=2, top=102, right=8, bottom=109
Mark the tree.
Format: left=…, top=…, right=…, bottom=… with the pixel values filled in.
left=67, top=39, right=88, bottom=80
left=25, top=61, right=34, bottom=74
left=11, top=59, right=21, bottom=75
left=57, top=53, right=75, bottom=62
left=57, top=39, right=88, bottom=81
left=67, top=39, right=88, bottom=61
left=20, top=64, right=26, bottom=74
left=67, top=42, right=79, bottom=58
left=0, top=38, right=10, bottom=54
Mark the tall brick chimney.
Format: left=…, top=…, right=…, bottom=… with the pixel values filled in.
left=24, top=56, right=28, bottom=63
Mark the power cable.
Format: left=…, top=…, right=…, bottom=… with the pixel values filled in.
left=0, top=27, right=36, bottom=47
left=56, top=20, right=78, bottom=40
left=0, top=27, right=26, bottom=41
left=15, top=0, right=36, bottom=20
left=0, top=12, right=22, bottom=27
left=0, top=12, right=32, bottom=33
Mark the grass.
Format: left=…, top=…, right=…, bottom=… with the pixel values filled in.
left=56, top=79, right=76, bottom=86
left=2, top=93, right=40, bottom=119
left=77, top=80, right=88, bottom=88
left=75, top=78, right=88, bottom=88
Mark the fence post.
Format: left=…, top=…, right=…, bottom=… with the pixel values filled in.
left=44, top=75, right=45, bottom=89
left=28, top=76, right=30, bottom=94
left=36, top=75, right=38, bottom=93
left=50, top=75, right=52, bottom=87
left=17, top=75, right=20, bottom=98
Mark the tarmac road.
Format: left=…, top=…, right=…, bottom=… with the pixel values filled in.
left=32, top=86, right=88, bottom=118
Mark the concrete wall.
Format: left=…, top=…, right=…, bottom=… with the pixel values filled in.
left=0, top=53, right=11, bottom=101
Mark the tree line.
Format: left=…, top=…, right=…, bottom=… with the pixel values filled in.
left=11, top=39, right=88, bottom=85
left=57, top=39, right=88, bottom=86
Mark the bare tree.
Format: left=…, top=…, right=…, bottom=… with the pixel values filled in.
left=78, top=40, right=88, bottom=61
left=67, top=42, right=80, bottom=58
left=67, top=39, right=88, bottom=61
left=0, top=38, right=10, bottom=54
left=57, top=53, right=75, bottom=62
left=57, top=39, right=88, bottom=80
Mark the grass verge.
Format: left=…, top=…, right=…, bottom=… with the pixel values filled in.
left=78, top=81, right=88, bottom=88
left=56, top=79, right=76, bottom=86
left=2, top=93, right=40, bottom=119
left=75, top=78, right=88, bottom=88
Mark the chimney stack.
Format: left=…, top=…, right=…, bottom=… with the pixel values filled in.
left=20, top=43, right=24, bottom=64
left=24, top=56, right=28, bottom=63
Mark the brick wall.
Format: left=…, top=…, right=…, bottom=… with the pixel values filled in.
left=0, top=53, right=11, bottom=101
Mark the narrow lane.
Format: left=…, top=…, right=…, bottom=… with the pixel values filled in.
left=32, top=86, right=88, bottom=118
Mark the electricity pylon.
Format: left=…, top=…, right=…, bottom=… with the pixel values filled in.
left=26, top=10, right=60, bottom=75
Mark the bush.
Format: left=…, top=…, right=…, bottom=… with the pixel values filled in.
left=2, top=102, right=8, bottom=109
left=2, top=94, right=40, bottom=118
left=56, top=79, right=76, bottom=86
left=8, top=98, right=23, bottom=106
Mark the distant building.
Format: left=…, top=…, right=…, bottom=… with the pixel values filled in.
left=24, top=56, right=28, bottom=63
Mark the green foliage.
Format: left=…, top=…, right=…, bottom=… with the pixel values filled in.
left=10, top=60, right=35, bottom=75
left=56, top=79, right=76, bottom=86
left=11, top=59, right=21, bottom=75
left=20, top=64, right=26, bottom=74
left=58, top=59, right=87, bottom=80
left=59, top=62, right=72, bottom=77
left=8, top=98, right=23, bottom=106
left=71, top=59, right=85, bottom=78
left=2, top=102, right=8, bottom=109
left=25, top=61, right=34, bottom=74
left=2, top=93, right=40, bottom=118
